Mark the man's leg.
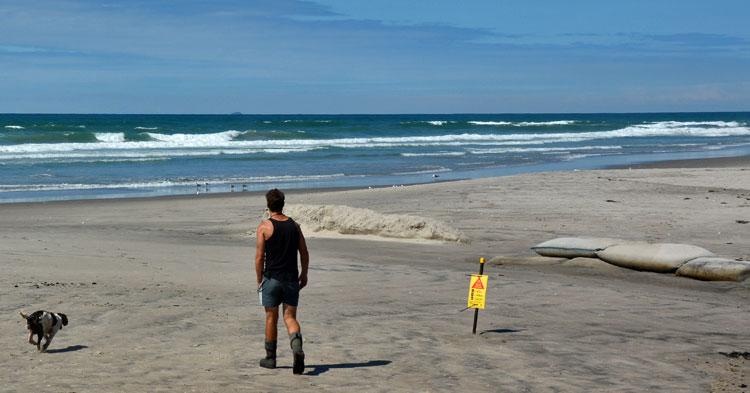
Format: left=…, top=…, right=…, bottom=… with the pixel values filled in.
left=265, top=307, right=279, bottom=341
left=283, top=305, right=305, bottom=375
left=260, top=307, right=279, bottom=369
left=282, top=305, right=300, bottom=335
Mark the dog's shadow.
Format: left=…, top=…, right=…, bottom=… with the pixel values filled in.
left=45, top=345, right=88, bottom=354
left=278, top=360, right=391, bottom=376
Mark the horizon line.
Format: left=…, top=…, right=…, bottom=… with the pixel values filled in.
left=2, top=110, right=749, bottom=116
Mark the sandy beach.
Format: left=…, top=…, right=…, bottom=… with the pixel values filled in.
left=2, top=158, right=750, bottom=392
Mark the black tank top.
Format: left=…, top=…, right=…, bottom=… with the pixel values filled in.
left=264, top=217, right=300, bottom=282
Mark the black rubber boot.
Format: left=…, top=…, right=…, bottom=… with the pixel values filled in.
left=290, top=332, right=305, bottom=375
left=259, top=340, right=277, bottom=369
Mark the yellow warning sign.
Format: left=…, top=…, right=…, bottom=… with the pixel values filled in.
left=467, top=274, right=488, bottom=309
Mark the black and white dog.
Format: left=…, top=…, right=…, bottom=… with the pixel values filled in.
left=19, top=310, right=68, bottom=352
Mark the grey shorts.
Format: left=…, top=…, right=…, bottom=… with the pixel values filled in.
left=259, top=277, right=299, bottom=308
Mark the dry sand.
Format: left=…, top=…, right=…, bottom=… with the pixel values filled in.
left=2, top=160, right=750, bottom=392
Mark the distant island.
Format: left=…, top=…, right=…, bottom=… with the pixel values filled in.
left=230, top=112, right=243, bottom=115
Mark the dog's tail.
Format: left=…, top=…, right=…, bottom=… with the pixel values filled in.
left=19, top=310, right=28, bottom=319
left=59, top=313, right=68, bottom=326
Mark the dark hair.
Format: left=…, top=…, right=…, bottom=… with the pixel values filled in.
left=266, top=188, right=285, bottom=213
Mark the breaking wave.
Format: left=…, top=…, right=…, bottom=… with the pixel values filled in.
left=469, top=120, right=578, bottom=126
left=94, top=133, right=126, bottom=143
left=0, top=121, right=748, bottom=161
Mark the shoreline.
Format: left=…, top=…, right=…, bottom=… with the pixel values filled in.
left=2, top=153, right=748, bottom=207
left=608, top=154, right=750, bottom=169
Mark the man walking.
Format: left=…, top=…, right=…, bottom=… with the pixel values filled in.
left=255, top=189, right=309, bottom=375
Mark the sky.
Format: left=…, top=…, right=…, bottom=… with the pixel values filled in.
left=1, top=0, right=749, bottom=114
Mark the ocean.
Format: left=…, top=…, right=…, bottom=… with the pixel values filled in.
left=1, top=113, right=749, bottom=203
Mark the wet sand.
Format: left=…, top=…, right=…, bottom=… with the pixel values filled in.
left=1, top=158, right=749, bottom=392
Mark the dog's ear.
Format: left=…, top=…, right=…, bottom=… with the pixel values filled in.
left=19, top=310, right=28, bottom=319
left=60, top=313, right=68, bottom=326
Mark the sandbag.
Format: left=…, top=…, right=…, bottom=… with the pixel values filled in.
left=596, top=243, right=714, bottom=273
left=531, top=237, right=623, bottom=258
left=675, top=257, right=750, bottom=282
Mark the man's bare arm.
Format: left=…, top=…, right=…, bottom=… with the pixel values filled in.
left=255, top=223, right=266, bottom=286
left=298, top=226, right=309, bottom=289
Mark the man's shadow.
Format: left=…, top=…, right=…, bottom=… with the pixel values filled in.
left=45, top=345, right=88, bottom=354
left=276, top=360, right=391, bottom=376
left=306, top=360, right=391, bottom=376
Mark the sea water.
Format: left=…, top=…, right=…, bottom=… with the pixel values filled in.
left=1, top=113, right=749, bottom=203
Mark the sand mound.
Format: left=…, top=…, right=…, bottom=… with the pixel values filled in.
left=285, top=204, right=468, bottom=243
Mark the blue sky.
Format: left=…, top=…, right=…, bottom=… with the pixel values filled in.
left=1, top=0, right=748, bottom=113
